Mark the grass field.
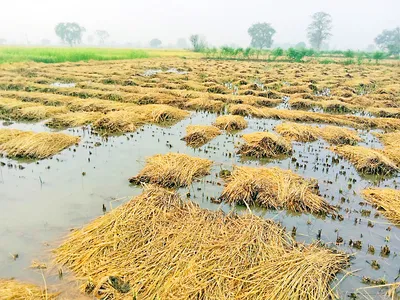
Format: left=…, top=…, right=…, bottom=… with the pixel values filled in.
left=0, top=47, right=150, bottom=63
left=0, top=47, right=203, bottom=64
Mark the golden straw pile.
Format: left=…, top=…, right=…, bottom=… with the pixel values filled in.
left=46, top=112, right=103, bottom=128
left=129, top=153, right=212, bottom=187
left=55, top=186, right=348, bottom=299
left=275, top=123, right=361, bottom=145
left=182, top=125, right=221, bottom=147
left=362, top=188, right=400, bottom=225
left=220, top=166, right=334, bottom=214
left=318, top=126, right=361, bottom=145
left=213, top=115, right=248, bottom=131
left=238, top=132, right=293, bottom=158
left=275, top=123, right=320, bottom=142
left=332, top=145, right=398, bottom=175
left=0, top=129, right=80, bottom=159
left=184, top=98, right=224, bottom=112
left=0, top=278, right=56, bottom=299
left=92, top=105, right=189, bottom=133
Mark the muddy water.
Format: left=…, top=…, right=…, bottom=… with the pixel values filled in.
left=1, top=112, right=399, bottom=298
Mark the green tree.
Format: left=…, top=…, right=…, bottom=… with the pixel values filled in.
left=271, top=48, right=283, bottom=59
left=55, top=22, right=85, bottom=46
left=344, top=49, right=355, bottom=58
left=375, top=27, right=400, bottom=56
left=189, top=34, right=207, bottom=52
left=247, top=23, right=276, bottom=49
left=287, top=48, right=314, bottom=62
left=307, top=12, right=332, bottom=50
left=372, top=51, right=386, bottom=64
left=95, top=30, right=110, bottom=45
left=149, top=38, right=162, bottom=48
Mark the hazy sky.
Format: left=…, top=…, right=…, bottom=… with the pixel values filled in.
left=1, top=0, right=399, bottom=49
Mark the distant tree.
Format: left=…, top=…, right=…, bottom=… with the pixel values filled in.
left=0, top=38, right=6, bottom=45
left=344, top=49, right=355, bottom=58
left=176, top=38, right=188, bottom=49
left=55, top=22, right=85, bottom=46
left=149, top=38, right=162, bottom=48
left=247, top=23, right=276, bottom=49
left=307, top=12, right=332, bottom=50
left=189, top=34, right=207, bottom=52
left=372, top=51, right=386, bottom=64
left=295, top=42, right=307, bottom=49
left=41, top=39, right=51, bottom=46
left=287, top=48, right=315, bottom=62
left=271, top=48, right=283, bottom=58
left=375, top=27, right=400, bottom=56
left=95, top=30, right=110, bottom=45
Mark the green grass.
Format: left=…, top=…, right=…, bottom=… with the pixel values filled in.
left=0, top=47, right=149, bottom=64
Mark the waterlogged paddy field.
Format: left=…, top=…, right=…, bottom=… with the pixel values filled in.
left=0, top=58, right=400, bottom=299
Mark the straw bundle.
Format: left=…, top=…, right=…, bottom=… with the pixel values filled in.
left=135, top=104, right=189, bottom=123
left=375, top=131, right=400, bottom=147
left=332, top=145, right=398, bottom=175
left=182, top=125, right=221, bottom=147
left=129, top=153, right=212, bottom=187
left=0, top=278, right=56, bottom=299
left=11, top=106, right=69, bottom=121
left=0, top=129, right=80, bottom=159
left=362, top=188, right=400, bottom=225
left=381, top=146, right=400, bottom=167
left=55, top=186, right=348, bottom=299
left=0, top=129, right=28, bottom=144
left=220, top=166, right=333, bottom=214
left=46, top=112, right=103, bottom=128
left=213, top=115, right=248, bottom=131
left=318, top=126, right=361, bottom=145
left=275, top=122, right=320, bottom=142
left=92, top=111, right=145, bottom=133
left=184, top=98, right=225, bottom=112
left=0, top=97, right=38, bottom=112
left=238, top=132, right=293, bottom=158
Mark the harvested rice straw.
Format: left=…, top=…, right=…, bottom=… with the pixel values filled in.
left=318, top=126, right=361, bottom=145
left=332, top=145, right=398, bottom=175
left=92, top=111, right=145, bottom=133
left=0, top=97, right=38, bottom=112
left=229, top=104, right=400, bottom=130
left=238, top=132, right=293, bottom=158
left=0, top=278, right=57, bottom=299
left=0, top=129, right=28, bottom=144
left=381, top=146, right=400, bottom=166
left=0, top=129, right=80, bottom=159
left=182, top=125, right=221, bottom=147
left=184, top=98, right=225, bottom=112
left=134, top=104, right=189, bottom=123
left=275, top=122, right=320, bottom=142
left=375, top=131, right=400, bottom=147
left=11, top=106, right=69, bottom=121
left=220, top=166, right=334, bottom=214
left=55, top=186, right=348, bottom=299
left=46, top=112, right=103, bottom=128
left=362, top=188, right=400, bottom=225
left=213, top=115, right=248, bottom=131
left=129, top=153, right=212, bottom=187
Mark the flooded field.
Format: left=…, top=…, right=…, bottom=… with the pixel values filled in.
left=0, top=58, right=399, bottom=299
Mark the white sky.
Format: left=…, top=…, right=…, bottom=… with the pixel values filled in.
left=0, top=0, right=399, bottom=49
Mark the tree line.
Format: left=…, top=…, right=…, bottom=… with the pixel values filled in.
left=39, top=16, right=399, bottom=58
